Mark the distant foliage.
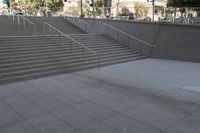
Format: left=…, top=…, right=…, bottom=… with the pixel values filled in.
left=119, top=6, right=130, bottom=16
left=134, top=2, right=148, bottom=18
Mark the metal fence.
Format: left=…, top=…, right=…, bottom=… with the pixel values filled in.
left=2, top=6, right=200, bottom=25
left=64, top=6, right=200, bottom=25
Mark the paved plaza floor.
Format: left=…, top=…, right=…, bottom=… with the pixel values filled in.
left=0, top=58, right=200, bottom=133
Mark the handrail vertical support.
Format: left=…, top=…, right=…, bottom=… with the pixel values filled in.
left=43, top=24, right=45, bottom=34
left=85, top=24, right=87, bottom=32
left=98, top=54, right=100, bottom=71
left=70, top=39, right=72, bottom=53
left=117, top=31, right=119, bottom=41
left=104, top=25, right=107, bottom=34
left=34, top=24, right=37, bottom=35
left=83, top=47, right=85, bottom=57
left=128, top=36, right=130, bottom=48
left=12, top=15, right=15, bottom=22
left=49, top=26, right=51, bottom=33
left=23, top=19, right=25, bottom=29
left=82, top=47, right=85, bottom=62
left=17, top=15, right=20, bottom=25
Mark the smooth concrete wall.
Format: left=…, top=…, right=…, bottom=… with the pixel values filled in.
left=153, top=25, right=200, bottom=62
left=83, top=18, right=200, bottom=62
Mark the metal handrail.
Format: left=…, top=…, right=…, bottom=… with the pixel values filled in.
left=187, top=18, right=194, bottom=24
left=20, top=16, right=37, bottom=34
left=103, top=23, right=155, bottom=47
left=65, top=16, right=91, bottom=33
left=42, top=22, right=100, bottom=70
left=12, top=15, right=36, bottom=35
left=78, top=18, right=91, bottom=26
left=20, top=16, right=34, bottom=25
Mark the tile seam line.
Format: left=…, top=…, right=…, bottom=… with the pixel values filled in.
left=8, top=86, right=82, bottom=133
left=0, top=97, right=42, bottom=133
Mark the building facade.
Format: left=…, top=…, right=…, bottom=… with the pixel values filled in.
left=62, top=0, right=167, bottom=20
left=111, top=0, right=167, bottom=20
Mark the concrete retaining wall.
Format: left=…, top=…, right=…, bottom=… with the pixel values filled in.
left=83, top=18, right=200, bottom=62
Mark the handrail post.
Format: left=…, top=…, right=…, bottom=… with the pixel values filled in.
left=85, top=24, right=87, bottom=32
left=23, top=18, right=25, bottom=29
left=70, top=39, right=72, bottom=53
left=149, top=47, right=154, bottom=57
left=43, top=24, right=46, bottom=34
left=17, top=15, right=20, bottom=25
left=49, top=26, right=51, bottom=33
left=117, top=31, right=119, bottom=41
left=34, top=24, right=37, bottom=35
left=104, top=25, right=107, bottom=34
left=82, top=47, right=85, bottom=57
left=127, top=36, right=130, bottom=48
left=12, top=15, right=15, bottom=22
left=82, top=47, right=85, bottom=62
left=97, top=54, right=100, bottom=71
left=139, top=42, right=142, bottom=53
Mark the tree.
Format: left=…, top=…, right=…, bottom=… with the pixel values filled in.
left=134, top=2, right=149, bottom=20
left=25, top=0, right=63, bottom=15
left=48, top=0, right=63, bottom=12
left=95, top=0, right=103, bottom=16
left=119, top=6, right=129, bottom=16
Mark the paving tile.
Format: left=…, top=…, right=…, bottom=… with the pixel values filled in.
left=50, top=105, right=75, bottom=117
left=103, top=114, right=161, bottom=133
left=181, top=115, right=200, bottom=130
left=156, top=96, right=200, bottom=114
left=79, top=122, right=122, bottom=133
left=5, top=96, right=46, bottom=119
left=5, top=96, right=33, bottom=108
left=47, top=79, right=75, bottom=90
left=101, top=92, right=144, bottom=107
left=192, top=108, right=200, bottom=117
left=68, top=88, right=99, bottom=100
left=122, top=108, right=174, bottom=130
left=90, top=96, right=133, bottom=114
left=53, top=92, right=87, bottom=106
left=74, top=101, right=117, bottom=121
left=12, top=86, right=48, bottom=101
left=35, top=84, right=66, bottom=95
left=0, top=101, right=23, bottom=127
left=0, top=86, right=19, bottom=99
left=58, top=109, right=96, bottom=129
left=165, top=123, right=200, bottom=133
left=28, top=113, right=76, bottom=133
left=136, top=103, right=188, bottom=120
left=0, top=120, right=39, bottom=133
left=33, top=96, right=70, bottom=111
left=10, top=103, right=46, bottom=119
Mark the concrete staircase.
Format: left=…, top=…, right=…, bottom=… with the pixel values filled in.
left=0, top=34, right=145, bottom=84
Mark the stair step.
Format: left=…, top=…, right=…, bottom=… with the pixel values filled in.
left=0, top=55, right=145, bottom=79
left=0, top=42, right=125, bottom=51
left=0, top=45, right=132, bottom=57
left=0, top=52, right=140, bottom=69
left=0, top=56, right=145, bottom=84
